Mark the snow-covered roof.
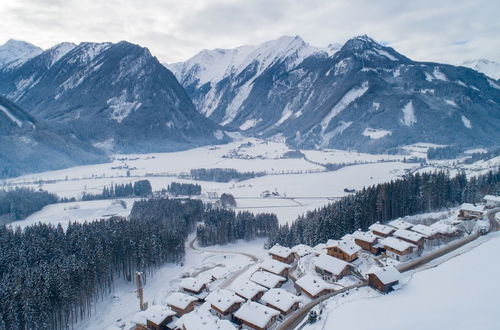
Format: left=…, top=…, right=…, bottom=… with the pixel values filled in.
left=369, top=222, right=395, bottom=235
left=314, top=254, right=350, bottom=275
left=325, top=239, right=361, bottom=256
left=380, top=237, right=416, bottom=252
left=206, top=289, right=244, bottom=312
left=460, top=203, right=484, bottom=213
left=179, top=277, right=208, bottom=292
left=393, top=229, right=425, bottom=242
left=134, top=305, right=175, bottom=325
left=269, top=244, right=293, bottom=258
left=292, top=244, right=314, bottom=257
left=175, top=310, right=236, bottom=330
left=410, top=224, right=438, bottom=237
left=368, top=266, right=401, bottom=284
left=260, top=258, right=291, bottom=275
left=388, top=219, right=413, bottom=230
left=234, top=301, right=280, bottom=328
left=313, top=243, right=327, bottom=254
left=250, top=271, right=286, bottom=289
left=261, top=288, right=301, bottom=312
left=208, top=266, right=229, bottom=280
left=295, top=275, right=336, bottom=296
left=484, top=195, right=500, bottom=202
left=231, top=281, right=268, bottom=300
left=431, top=222, right=457, bottom=234
left=352, top=230, right=378, bottom=243
left=166, top=292, right=198, bottom=310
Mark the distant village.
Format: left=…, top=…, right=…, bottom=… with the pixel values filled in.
left=133, top=195, right=500, bottom=330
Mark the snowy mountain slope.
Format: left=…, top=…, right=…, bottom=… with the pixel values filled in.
left=0, top=39, right=43, bottom=69
left=0, top=96, right=108, bottom=178
left=0, top=41, right=230, bottom=153
left=172, top=35, right=500, bottom=153
left=462, top=58, right=500, bottom=80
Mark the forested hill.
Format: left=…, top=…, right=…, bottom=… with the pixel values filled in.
left=269, top=169, right=500, bottom=247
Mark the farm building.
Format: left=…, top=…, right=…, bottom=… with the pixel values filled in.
left=388, top=219, right=413, bottom=230
left=268, top=244, right=295, bottom=264
left=313, top=254, right=351, bottom=282
left=458, top=203, right=484, bottom=220
left=352, top=230, right=383, bottom=254
left=295, top=275, right=336, bottom=299
left=393, top=229, right=426, bottom=249
left=368, top=222, right=396, bottom=237
left=325, top=239, right=361, bottom=262
left=484, top=195, right=500, bottom=208
left=206, top=289, right=244, bottom=320
left=165, top=293, right=198, bottom=316
left=250, top=271, right=286, bottom=289
left=367, top=266, right=401, bottom=293
left=232, top=281, right=268, bottom=301
left=260, top=288, right=301, bottom=316
left=259, top=258, right=291, bottom=277
left=233, top=301, right=280, bottom=330
left=380, top=237, right=417, bottom=262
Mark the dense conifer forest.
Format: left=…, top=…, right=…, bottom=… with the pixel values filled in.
left=0, top=188, right=58, bottom=222
left=81, top=179, right=152, bottom=200
left=190, top=168, right=265, bottom=182
left=166, top=182, right=202, bottom=196
left=269, top=170, right=500, bottom=247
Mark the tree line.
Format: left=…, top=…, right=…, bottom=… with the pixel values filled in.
left=269, top=169, right=500, bottom=247
left=0, top=188, right=58, bottom=222
left=82, top=179, right=152, bottom=201
left=166, top=182, right=201, bottom=196
left=190, top=168, right=265, bottom=182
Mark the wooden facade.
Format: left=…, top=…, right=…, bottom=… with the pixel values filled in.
left=269, top=253, right=295, bottom=264
left=354, top=238, right=382, bottom=255
left=210, top=302, right=242, bottom=320
left=237, top=316, right=278, bottom=330
left=181, top=283, right=207, bottom=295
left=326, top=246, right=357, bottom=262
left=314, top=265, right=350, bottom=282
left=297, top=286, right=332, bottom=299
left=265, top=301, right=299, bottom=316
left=167, top=301, right=196, bottom=316
left=368, top=274, right=398, bottom=293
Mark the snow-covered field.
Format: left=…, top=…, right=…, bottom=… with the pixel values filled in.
left=303, top=232, right=500, bottom=330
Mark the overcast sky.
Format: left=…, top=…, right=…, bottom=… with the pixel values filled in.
left=0, top=0, right=498, bottom=64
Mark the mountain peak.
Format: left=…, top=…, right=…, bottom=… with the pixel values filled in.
left=0, top=39, right=43, bottom=68
left=342, top=35, right=380, bottom=50
left=462, top=58, right=500, bottom=79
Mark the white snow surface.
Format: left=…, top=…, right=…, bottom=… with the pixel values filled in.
left=461, top=115, right=472, bottom=129
left=400, top=101, right=416, bottom=126
left=362, top=128, right=392, bottom=139
left=462, top=58, right=500, bottom=80
left=107, top=90, right=141, bottom=123
left=0, top=104, right=23, bottom=127
left=0, top=39, right=42, bottom=68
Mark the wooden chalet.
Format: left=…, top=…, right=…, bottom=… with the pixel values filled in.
left=410, top=224, right=439, bottom=240
left=484, top=195, right=500, bottom=209
left=292, top=244, right=314, bottom=259
left=206, top=289, right=244, bottom=320
left=352, top=230, right=383, bottom=255
left=250, top=271, right=286, bottom=289
left=165, top=292, right=198, bottom=316
left=368, top=222, right=395, bottom=238
left=134, top=305, right=176, bottom=330
left=295, top=275, right=335, bottom=299
left=388, top=219, right=413, bottom=230
left=268, top=244, right=295, bottom=264
left=232, top=281, right=268, bottom=301
left=430, top=222, right=459, bottom=239
left=380, top=237, right=417, bottom=262
left=260, top=288, right=301, bottom=316
left=179, top=277, right=209, bottom=296
left=458, top=203, right=484, bottom=220
left=234, top=301, right=280, bottom=330
left=367, top=266, right=401, bottom=293
left=393, top=229, right=425, bottom=249
left=325, top=239, right=361, bottom=262
left=313, top=254, right=351, bottom=282
left=175, top=310, right=236, bottom=330
left=259, top=258, right=291, bottom=277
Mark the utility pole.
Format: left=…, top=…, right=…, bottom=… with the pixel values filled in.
left=135, top=271, right=147, bottom=311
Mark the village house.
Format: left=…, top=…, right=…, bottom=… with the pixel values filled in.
left=388, top=219, right=413, bottom=230
left=175, top=310, right=236, bottom=330
left=179, top=277, right=209, bottom=297
left=268, top=244, right=295, bottom=264
left=352, top=230, right=383, bottom=255
left=232, top=281, right=268, bottom=301
left=313, top=243, right=327, bottom=255
left=431, top=222, right=459, bottom=238
left=233, top=301, right=280, bottom=330
left=208, top=267, right=229, bottom=281
left=259, top=258, right=291, bottom=277
left=484, top=195, right=500, bottom=208
left=368, top=222, right=396, bottom=237
left=325, top=239, right=361, bottom=262
left=367, top=266, right=401, bottom=293
left=206, top=289, right=244, bottom=320
left=295, top=274, right=336, bottom=299
left=458, top=203, right=485, bottom=220
left=393, top=229, right=426, bottom=249
left=380, top=237, right=418, bottom=262
left=260, top=288, right=301, bottom=316
left=250, top=271, right=287, bottom=289
left=134, top=305, right=177, bottom=330
left=292, top=244, right=314, bottom=259
left=410, top=224, right=438, bottom=240
left=165, top=293, right=198, bottom=316
left=313, top=254, right=351, bottom=282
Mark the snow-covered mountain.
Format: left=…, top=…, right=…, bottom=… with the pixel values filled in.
left=0, top=41, right=230, bottom=153
left=462, top=58, right=500, bottom=80
left=171, top=35, right=500, bottom=152
left=0, top=39, right=43, bottom=69
left=0, top=95, right=108, bottom=178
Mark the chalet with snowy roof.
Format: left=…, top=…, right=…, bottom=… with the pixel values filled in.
left=325, top=239, right=361, bottom=262
left=313, top=243, right=327, bottom=255
left=232, top=281, right=268, bottom=301
left=179, top=277, right=209, bottom=297
left=388, top=219, right=413, bottom=230
left=134, top=305, right=176, bottom=330
left=250, top=271, right=286, bottom=289
left=208, top=267, right=229, bottom=281
left=292, top=244, right=314, bottom=258
left=234, top=301, right=280, bottom=330
left=393, top=229, right=425, bottom=249
left=458, top=203, right=484, bottom=220
left=313, top=254, right=351, bottom=282
left=206, top=289, right=244, bottom=320
left=380, top=237, right=417, bottom=262
left=268, top=244, right=295, bottom=264
left=484, top=195, right=500, bottom=208
left=175, top=310, right=236, bottom=330
left=295, top=275, right=335, bottom=299
left=431, top=222, right=458, bottom=238
left=367, top=266, right=401, bottom=293
left=259, top=258, right=291, bottom=277
left=352, top=230, right=383, bottom=255
left=166, top=292, right=198, bottom=316
left=368, top=222, right=395, bottom=237
left=261, top=288, right=301, bottom=316
left=410, top=224, right=438, bottom=239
